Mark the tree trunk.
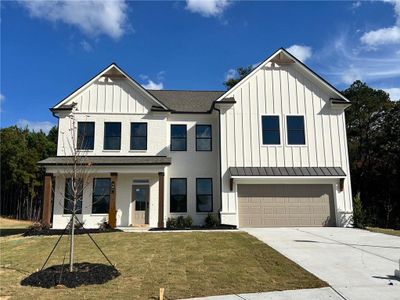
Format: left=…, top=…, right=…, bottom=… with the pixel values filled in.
left=69, top=213, right=75, bottom=272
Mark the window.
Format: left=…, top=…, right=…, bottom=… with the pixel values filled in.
left=262, top=116, right=280, bottom=145
left=64, top=178, right=83, bottom=214
left=196, top=178, right=213, bottom=212
left=170, top=178, right=187, bottom=212
left=92, top=178, right=111, bottom=214
left=77, top=122, right=94, bottom=150
left=171, top=125, right=187, bottom=151
left=131, top=123, right=147, bottom=150
left=287, top=116, right=305, bottom=145
left=196, top=125, right=212, bottom=151
left=104, top=122, right=121, bottom=150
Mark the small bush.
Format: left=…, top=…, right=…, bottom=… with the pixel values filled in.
left=28, top=222, right=50, bottom=231
left=166, top=217, right=177, bottom=229
left=98, top=221, right=111, bottom=231
left=352, top=193, right=366, bottom=228
left=205, top=214, right=220, bottom=228
left=184, top=215, right=193, bottom=227
left=176, top=216, right=186, bottom=228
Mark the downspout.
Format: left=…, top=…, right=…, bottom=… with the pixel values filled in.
left=212, top=104, right=223, bottom=219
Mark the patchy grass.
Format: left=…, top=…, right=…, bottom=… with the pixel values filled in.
left=0, top=217, right=32, bottom=237
left=0, top=232, right=327, bottom=299
left=367, top=227, right=400, bottom=237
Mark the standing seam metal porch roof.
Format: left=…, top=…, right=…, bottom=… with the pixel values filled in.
left=229, top=167, right=346, bottom=177
left=38, top=156, right=171, bottom=166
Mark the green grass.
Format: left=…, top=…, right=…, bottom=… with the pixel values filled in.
left=0, top=232, right=327, bottom=299
left=367, top=227, right=400, bottom=237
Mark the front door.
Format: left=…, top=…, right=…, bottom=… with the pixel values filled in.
left=131, top=185, right=149, bottom=225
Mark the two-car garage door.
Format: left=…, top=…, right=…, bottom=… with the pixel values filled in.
left=238, top=184, right=336, bottom=227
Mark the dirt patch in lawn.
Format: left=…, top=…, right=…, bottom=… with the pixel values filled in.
left=1, top=232, right=327, bottom=299
left=21, top=262, right=120, bottom=288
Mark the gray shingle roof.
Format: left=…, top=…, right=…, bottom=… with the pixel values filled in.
left=229, top=167, right=346, bottom=177
left=38, top=156, right=171, bottom=166
left=147, top=90, right=225, bottom=113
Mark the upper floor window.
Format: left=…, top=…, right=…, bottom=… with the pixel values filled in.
left=196, top=125, right=212, bottom=151
left=287, top=116, right=305, bottom=145
left=92, top=178, right=111, bottom=214
left=77, top=122, right=94, bottom=150
left=196, top=178, right=213, bottom=212
left=131, top=122, right=147, bottom=150
left=171, top=125, right=187, bottom=151
left=64, top=178, right=83, bottom=214
left=170, top=178, right=187, bottom=213
left=104, top=122, right=121, bottom=150
left=262, top=116, right=280, bottom=145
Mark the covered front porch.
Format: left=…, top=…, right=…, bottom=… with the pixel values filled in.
left=38, top=156, right=170, bottom=229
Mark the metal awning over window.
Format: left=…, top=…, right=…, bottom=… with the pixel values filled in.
left=229, top=167, right=346, bottom=177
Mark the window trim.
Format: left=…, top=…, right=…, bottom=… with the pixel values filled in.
left=130, top=122, right=148, bottom=151
left=77, top=121, right=95, bottom=150
left=196, top=124, right=212, bottom=152
left=196, top=178, right=213, bottom=213
left=91, top=177, right=111, bottom=214
left=285, top=114, right=307, bottom=146
left=103, top=122, right=121, bottom=151
left=169, top=178, right=187, bottom=213
left=170, top=124, right=187, bottom=152
left=260, top=115, right=282, bottom=146
left=63, top=178, right=83, bottom=215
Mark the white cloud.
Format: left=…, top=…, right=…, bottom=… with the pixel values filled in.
left=383, top=87, right=400, bottom=100
left=185, top=0, right=231, bottom=17
left=225, top=68, right=237, bottom=81
left=141, top=80, right=164, bottom=90
left=360, top=0, right=400, bottom=46
left=286, top=44, right=313, bottom=62
left=19, top=0, right=129, bottom=39
left=0, top=93, right=4, bottom=112
left=17, top=119, right=55, bottom=133
left=80, top=40, right=93, bottom=52
left=351, top=1, right=362, bottom=10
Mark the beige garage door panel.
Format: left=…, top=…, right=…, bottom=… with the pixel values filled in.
left=238, top=184, right=335, bottom=227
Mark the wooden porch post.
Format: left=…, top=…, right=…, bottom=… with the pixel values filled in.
left=42, top=173, right=53, bottom=227
left=158, top=172, right=165, bottom=228
left=109, top=173, right=118, bottom=228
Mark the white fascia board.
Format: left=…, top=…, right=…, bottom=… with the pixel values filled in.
left=215, top=48, right=349, bottom=103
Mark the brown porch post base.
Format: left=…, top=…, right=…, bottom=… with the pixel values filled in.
left=109, top=172, right=118, bottom=228
left=158, top=172, right=165, bottom=228
left=42, top=173, right=53, bottom=227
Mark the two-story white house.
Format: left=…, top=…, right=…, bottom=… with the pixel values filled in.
left=39, top=48, right=353, bottom=229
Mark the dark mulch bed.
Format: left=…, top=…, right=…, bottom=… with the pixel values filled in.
left=150, top=224, right=237, bottom=231
left=23, top=228, right=121, bottom=237
left=20, top=262, right=120, bottom=288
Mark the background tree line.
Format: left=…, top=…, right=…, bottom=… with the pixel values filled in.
left=0, top=76, right=398, bottom=229
left=0, top=126, right=57, bottom=220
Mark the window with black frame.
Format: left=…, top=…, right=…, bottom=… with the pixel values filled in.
left=77, top=122, right=95, bottom=150
left=170, top=125, right=187, bottom=151
left=287, top=116, right=305, bottom=145
left=196, top=124, right=212, bottom=151
left=92, top=178, right=111, bottom=214
left=64, top=178, right=83, bottom=214
left=170, top=178, right=187, bottom=212
left=104, top=122, right=121, bottom=150
left=196, top=178, right=213, bottom=212
left=261, top=116, right=280, bottom=145
left=131, top=122, right=147, bottom=150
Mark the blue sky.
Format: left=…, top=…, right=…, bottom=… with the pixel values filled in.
left=1, top=0, right=400, bottom=132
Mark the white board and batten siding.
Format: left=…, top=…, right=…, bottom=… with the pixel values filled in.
left=219, top=62, right=352, bottom=226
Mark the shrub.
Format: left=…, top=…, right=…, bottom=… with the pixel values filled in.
left=184, top=215, right=193, bottom=228
left=28, top=221, right=50, bottom=231
left=205, top=213, right=220, bottom=228
left=176, top=216, right=186, bottom=228
left=352, top=193, right=366, bottom=228
left=166, top=217, right=177, bottom=229
left=99, top=221, right=111, bottom=231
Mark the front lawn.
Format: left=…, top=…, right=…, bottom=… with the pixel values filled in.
left=0, top=232, right=326, bottom=299
left=0, top=217, right=32, bottom=237
left=367, top=227, right=400, bottom=237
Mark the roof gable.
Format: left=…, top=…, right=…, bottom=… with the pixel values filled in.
left=52, top=63, right=168, bottom=111
left=216, top=48, right=349, bottom=103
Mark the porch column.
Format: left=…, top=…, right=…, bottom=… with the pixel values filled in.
left=109, top=172, right=118, bottom=228
left=158, top=172, right=165, bottom=228
left=42, top=173, right=53, bottom=227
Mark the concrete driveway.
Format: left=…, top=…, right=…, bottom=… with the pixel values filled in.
left=244, top=227, right=400, bottom=300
